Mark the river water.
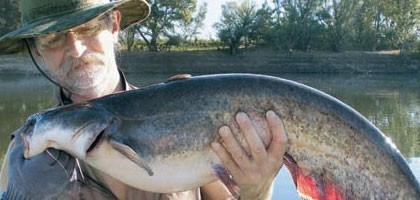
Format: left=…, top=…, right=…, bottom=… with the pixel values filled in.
left=0, top=72, right=419, bottom=199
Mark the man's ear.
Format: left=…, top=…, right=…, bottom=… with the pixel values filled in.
left=111, top=10, right=122, bottom=41
left=25, top=39, right=41, bottom=57
left=31, top=44, right=41, bottom=57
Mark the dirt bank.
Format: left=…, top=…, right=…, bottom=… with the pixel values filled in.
left=119, top=50, right=420, bottom=74
left=1, top=50, right=420, bottom=74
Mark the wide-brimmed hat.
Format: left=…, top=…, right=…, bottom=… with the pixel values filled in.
left=0, top=0, right=150, bottom=53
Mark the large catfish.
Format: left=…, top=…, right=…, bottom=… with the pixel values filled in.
left=17, top=74, right=420, bottom=199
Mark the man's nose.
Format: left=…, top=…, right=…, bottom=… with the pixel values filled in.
left=65, top=32, right=86, bottom=58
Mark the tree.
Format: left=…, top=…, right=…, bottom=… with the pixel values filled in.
left=348, top=0, right=420, bottom=52
left=0, top=0, right=20, bottom=35
left=0, top=0, right=23, bottom=54
left=349, top=0, right=377, bottom=50
left=252, top=1, right=275, bottom=46
left=386, top=0, right=420, bottom=54
left=129, top=0, right=206, bottom=51
left=273, top=0, right=324, bottom=51
left=119, top=27, right=137, bottom=51
left=214, top=0, right=258, bottom=54
left=318, top=0, right=359, bottom=52
left=178, top=2, right=207, bottom=41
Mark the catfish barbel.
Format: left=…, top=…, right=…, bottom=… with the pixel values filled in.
left=17, top=73, right=420, bottom=199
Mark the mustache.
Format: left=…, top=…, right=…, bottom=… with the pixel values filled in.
left=58, top=52, right=105, bottom=76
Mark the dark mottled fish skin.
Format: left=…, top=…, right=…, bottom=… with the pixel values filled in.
left=19, top=74, right=420, bottom=199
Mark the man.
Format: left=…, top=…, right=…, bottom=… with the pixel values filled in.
left=0, top=0, right=288, bottom=199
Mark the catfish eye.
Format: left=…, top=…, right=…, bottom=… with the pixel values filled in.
left=21, top=113, right=39, bottom=137
left=27, top=113, right=40, bottom=126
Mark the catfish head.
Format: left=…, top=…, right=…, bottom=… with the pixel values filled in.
left=19, top=102, right=116, bottom=160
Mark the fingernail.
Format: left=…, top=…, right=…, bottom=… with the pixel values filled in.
left=236, top=112, right=248, bottom=123
left=266, top=110, right=275, bottom=118
left=219, top=126, right=230, bottom=137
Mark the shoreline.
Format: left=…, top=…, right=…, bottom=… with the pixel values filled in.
left=1, top=50, right=419, bottom=74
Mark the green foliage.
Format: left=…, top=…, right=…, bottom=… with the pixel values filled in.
left=0, top=0, right=23, bottom=54
left=4, top=0, right=417, bottom=54
left=251, top=2, right=278, bottom=47
left=318, top=0, right=358, bottom=52
left=0, top=0, right=20, bottom=35
left=121, top=0, right=207, bottom=52
left=213, top=0, right=259, bottom=54
left=278, top=0, right=325, bottom=51
left=210, top=0, right=420, bottom=54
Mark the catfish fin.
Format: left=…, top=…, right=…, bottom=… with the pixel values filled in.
left=109, top=140, right=154, bottom=176
left=284, top=154, right=344, bottom=200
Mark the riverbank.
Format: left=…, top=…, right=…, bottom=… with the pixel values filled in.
left=1, top=50, right=420, bottom=74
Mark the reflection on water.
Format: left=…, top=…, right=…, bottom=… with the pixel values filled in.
left=0, top=74, right=55, bottom=164
left=0, top=73, right=419, bottom=199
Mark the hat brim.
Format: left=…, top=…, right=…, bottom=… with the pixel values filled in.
left=0, top=0, right=150, bottom=40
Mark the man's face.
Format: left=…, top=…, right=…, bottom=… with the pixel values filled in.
left=34, top=11, right=121, bottom=96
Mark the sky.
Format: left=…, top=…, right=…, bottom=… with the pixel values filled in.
left=196, top=0, right=227, bottom=39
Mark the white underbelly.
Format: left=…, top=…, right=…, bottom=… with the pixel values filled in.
left=85, top=141, right=221, bottom=193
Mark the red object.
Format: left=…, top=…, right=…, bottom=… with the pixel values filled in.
left=284, top=154, right=344, bottom=200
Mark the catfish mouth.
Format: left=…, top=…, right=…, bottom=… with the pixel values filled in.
left=86, top=128, right=106, bottom=154
left=85, top=118, right=118, bottom=155
left=20, top=121, right=36, bottom=159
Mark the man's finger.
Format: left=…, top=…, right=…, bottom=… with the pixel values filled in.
left=236, top=112, right=268, bottom=163
left=218, top=125, right=251, bottom=168
left=266, top=110, right=288, bottom=163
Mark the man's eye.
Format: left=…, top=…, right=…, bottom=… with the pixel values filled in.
left=36, top=34, right=66, bottom=49
left=47, top=36, right=64, bottom=44
left=77, top=28, right=92, bottom=34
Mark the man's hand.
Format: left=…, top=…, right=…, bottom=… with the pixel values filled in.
left=211, top=110, right=288, bottom=200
